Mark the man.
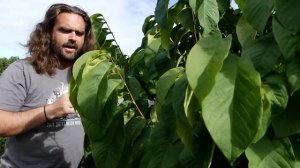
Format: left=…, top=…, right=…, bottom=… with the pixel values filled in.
left=0, top=3, right=95, bottom=167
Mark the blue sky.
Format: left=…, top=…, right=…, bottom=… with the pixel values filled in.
left=0, top=0, right=237, bottom=58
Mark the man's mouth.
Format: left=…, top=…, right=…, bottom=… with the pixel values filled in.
left=63, top=45, right=77, bottom=50
left=62, top=44, right=78, bottom=54
left=63, top=42, right=78, bottom=49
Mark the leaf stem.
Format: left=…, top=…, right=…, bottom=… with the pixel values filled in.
left=107, top=56, right=146, bottom=119
left=99, top=15, right=145, bottom=119
left=116, top=69, right=146, bottom=119
left=191, top=8, right=199, bottom=42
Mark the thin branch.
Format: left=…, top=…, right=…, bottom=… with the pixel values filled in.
left=100, top=15, right=146, bottom=119
left=191, top=8, right=199, bottom=42
left=116, top=68, right=146, bottom=119
left=105, top=55, right=145, bottom=119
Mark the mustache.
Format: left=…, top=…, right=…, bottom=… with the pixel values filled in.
left=62, top=42, right=78, bottom=49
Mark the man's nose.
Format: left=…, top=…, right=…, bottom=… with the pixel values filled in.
left=68, top=32, right=76, bottom=42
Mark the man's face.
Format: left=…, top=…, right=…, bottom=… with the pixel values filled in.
left=51, top=13, right=86, bottom=62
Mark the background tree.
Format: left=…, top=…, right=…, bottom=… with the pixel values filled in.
left=0, top=56, right=19, bottom=75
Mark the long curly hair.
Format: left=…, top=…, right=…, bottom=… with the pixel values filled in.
left=26, top=3, right=96, bottom=75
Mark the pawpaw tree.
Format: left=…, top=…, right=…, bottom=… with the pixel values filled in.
left=70, top=0, right=300, bottom=167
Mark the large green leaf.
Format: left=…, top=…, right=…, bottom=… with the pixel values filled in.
left=77, top=59, right=111, bottom=121
left=272, top=90, right=300, bottom=138
left=234, top=0, right=244, bottom=10
left=274, top=0, right=300, bottom=33
left=141, top=69, right=190, bottom=168
left=155, top=0, right=170, bottom=52
left=168, top=1, right=185, bottom=26
left=141, top=99, right=182, bottom=168
left=176, top=7, right=194, bottom=32
left=262, top=74, right=289, bottom=117
left=124, top=117, right=147, bottom=150
left=202, top=55, right=262, bottom=164
left=236, top=16, right=256, bottom=47
left=70, top=50, right=101, bottom=111
left=286, top=57, right=300, bottom=94
left=198, top=0, right=220, bottom=36
left=246, top=134, right=297, bottom=168
left=129, top=35, right=163, bottom=82
left=129, top=48, right=145, bottom=68
left=241, top=34, right=281, bottom=77
left=172, top=75, right=194, bottom=149
left=216, top=0, right=230, bottom=15
left=189, top=0, right=203, bottom=14
left=72, top=51, right=127, bottom=168
left=75, top=80, right=138, bottom=166
left=184, top=86, right=201, bottom=127
left=125, top=75, right=142, bottom=100
left=163, top=0, right=186, bottom=56
left=142, top=15, right=156, bottom=35
left=156, top=67, right=184, bottom=104
left=179, top=126, right=215, bottom=168
left=72, top=51, right=113, bottom=127
left=142, top=37, right=161, bottom=81
left=252, top=90, right=271, bottom=143
left=119, top=117, right=148, bottom=166
left=155, top=0, right=169, bottom=29
left=92, top=113, right=125, bottom=168
left=243, top=0, right=273, bottom=33
left=73, top=54, right=121, bottom=130
left=142, top=137, right=182, bottom=168
left=186, top=34, right=232, bottom=103
left=79, top=69, right=124, bottom=142
left=72, top=50, right=98, bottom=81
left=252, top=74, right=289, bottom=143
left=272, top=18, right=300, bottom=61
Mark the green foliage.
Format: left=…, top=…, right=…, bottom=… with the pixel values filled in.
left=72, top=0, right=300, bottom=167
left=0, top=56, right=19, bottom=75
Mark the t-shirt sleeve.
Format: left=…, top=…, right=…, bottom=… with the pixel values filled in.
left=0, top=60, right=27, bottom=111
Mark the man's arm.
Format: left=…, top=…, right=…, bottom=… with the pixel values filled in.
left=0, top=94, right=75, bottom=137
left=0, top=107, right=46, bottom=137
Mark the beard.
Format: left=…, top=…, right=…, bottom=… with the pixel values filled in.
left=50, top=40, right=83, bottom=64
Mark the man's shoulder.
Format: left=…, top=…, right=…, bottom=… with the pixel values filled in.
left=12, top=58, right=30, bottom=66
left=8, top=58, right=30, bottom=69
left=3, top=58, right=37, bottom=77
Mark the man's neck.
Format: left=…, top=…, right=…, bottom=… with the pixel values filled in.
left=58, top=61, right=73, bottom=69
left=57, top=57, right=74, bottom=69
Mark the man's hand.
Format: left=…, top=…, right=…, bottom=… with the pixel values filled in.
left=45, top=93, right=75, bottom=120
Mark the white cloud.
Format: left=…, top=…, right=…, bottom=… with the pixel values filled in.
left=0, top=0, right=158, bottom=58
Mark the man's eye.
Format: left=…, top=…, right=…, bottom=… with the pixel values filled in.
left=75, top=31, right=84, bottom=36
left=59, top=28, right=71, bottom=33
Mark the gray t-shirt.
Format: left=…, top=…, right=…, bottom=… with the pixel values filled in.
left=0, top=59, right=84, bottom=168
